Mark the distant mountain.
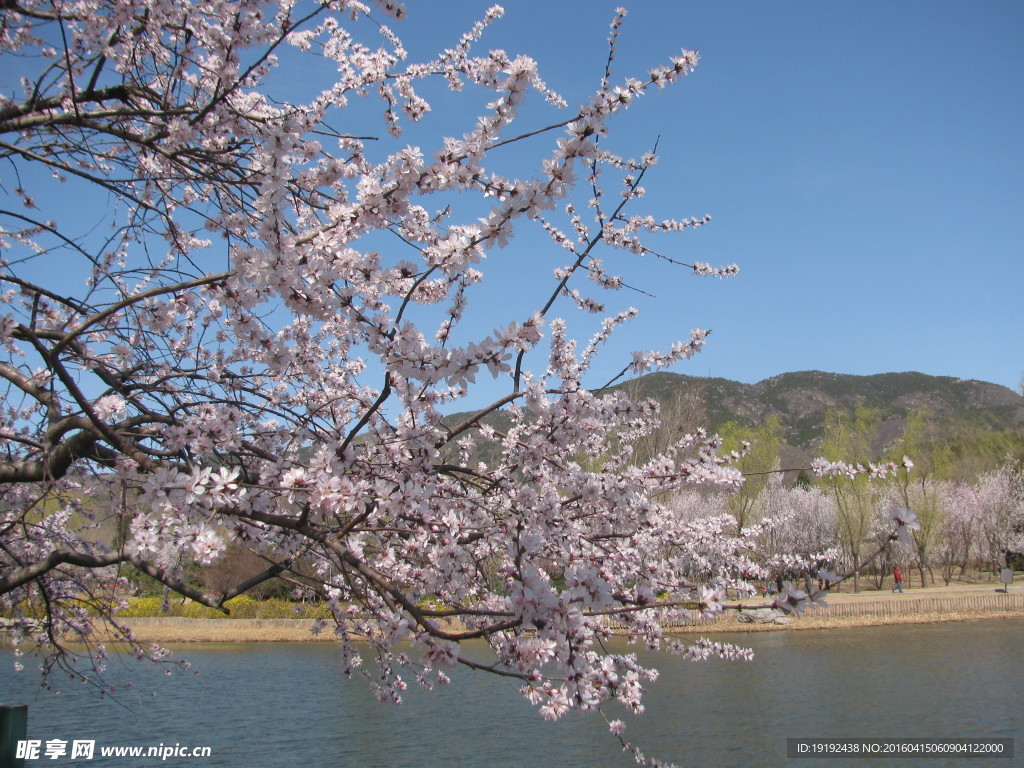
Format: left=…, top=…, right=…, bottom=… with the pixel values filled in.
left=443, top=371, right=1024, bottom=472
left=612, top=370, right=1024, bottom=453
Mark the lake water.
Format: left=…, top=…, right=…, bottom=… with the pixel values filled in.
left=2, top=620, right=1022, bottom=767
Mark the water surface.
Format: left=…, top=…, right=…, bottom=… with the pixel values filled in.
left=2, top=620, right=1021, bottom=767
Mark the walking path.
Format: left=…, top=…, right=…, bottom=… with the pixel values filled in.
left=695, top=574, right=1024, bottom=634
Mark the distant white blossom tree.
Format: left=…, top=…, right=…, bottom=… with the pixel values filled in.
left=966, top=465, right=1024, bottom=571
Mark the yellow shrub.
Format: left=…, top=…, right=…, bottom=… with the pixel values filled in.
left=116, top=596, right=166, bottom=617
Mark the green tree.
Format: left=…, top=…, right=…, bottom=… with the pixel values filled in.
left=889, top=408, right=949, bottom=587
left=819, top=403, right=882, bottom=593
left=719, top=415, right=783, bottom=534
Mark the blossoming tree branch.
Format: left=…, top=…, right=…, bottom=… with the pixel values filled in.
left=0, top=0, right=915, bottom=748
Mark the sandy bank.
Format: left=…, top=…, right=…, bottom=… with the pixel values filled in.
left=102, top=589, right=1024, bottom=642
left=105, top=617, right=336, bottom=643
left=670, top=607, right=1024, bottom=634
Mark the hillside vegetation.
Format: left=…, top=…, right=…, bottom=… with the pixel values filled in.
left=446, top=371, right=1024, bottom=478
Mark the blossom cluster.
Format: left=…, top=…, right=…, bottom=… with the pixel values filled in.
left=810, top=456, right=914, bottom=480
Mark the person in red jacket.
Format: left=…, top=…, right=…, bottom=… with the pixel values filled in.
left=892, top=564, right=904, bottom=593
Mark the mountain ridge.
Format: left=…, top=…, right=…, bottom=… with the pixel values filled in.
left=612, top=369, right=1024, bottom=452
left=442, top=370, right=1024, bottom=472
left=446, top=370, right=1024, bottom=462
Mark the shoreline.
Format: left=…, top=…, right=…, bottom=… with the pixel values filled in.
left=94, top=594, right=1024, bottom=643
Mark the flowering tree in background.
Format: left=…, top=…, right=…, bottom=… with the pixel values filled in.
left=936, top=481, right=976, bottom=585
left=756, top=475, right=842, bottom=577
left=0, top=1, right=917, bottom=761
left=967, top=465, right=1024, bottom=571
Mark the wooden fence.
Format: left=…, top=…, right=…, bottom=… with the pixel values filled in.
left=806, top=591, right=1024, bottom=619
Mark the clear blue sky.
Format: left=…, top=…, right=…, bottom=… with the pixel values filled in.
left=6, top=2, right=1020, bottom=401
left=387, top=1, right=1023, bottom=395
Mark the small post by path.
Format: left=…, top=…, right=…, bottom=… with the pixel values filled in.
left=1, top=704, right=28, bottom=768
left=999, top=568, right=1014, bottom=593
